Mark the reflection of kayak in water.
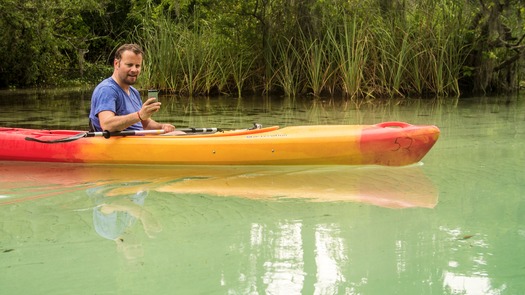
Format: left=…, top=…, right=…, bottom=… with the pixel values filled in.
left=156, top=165, right=438, bottom=209
left=0, top=122, right=439, bottom=166
left=0, top=162, right=437, bottom=209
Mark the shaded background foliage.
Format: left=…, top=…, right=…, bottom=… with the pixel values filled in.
left=0, top=0, right=524, bottom=98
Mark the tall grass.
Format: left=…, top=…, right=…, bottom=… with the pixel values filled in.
left=368, top=24, right=413, bottom=97
left=363, top=0, right=468, bottom=98
left=271, top=37, right=303, bottom=97
left=328, top=17, right=368, bottom=98
left=299, top=31, right=333, bottom=97
left=226, top=45, right=258, bottom=98
left=137, top=0, right=470, bottom=98
left=139, top=18, right=182, bottom=91
left=139, top=16, right=224, bottom=96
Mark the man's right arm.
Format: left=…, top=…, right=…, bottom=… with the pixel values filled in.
left=98, top=98, right=162, bottom=132
left=98, top=111, right=142, bottom=132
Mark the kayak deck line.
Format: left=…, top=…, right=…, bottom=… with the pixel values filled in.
left=0, top=122, right=440, bottom=166
left=18, top=125, right=279, bottom=142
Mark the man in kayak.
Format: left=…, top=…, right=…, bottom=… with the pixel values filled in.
left=89, top=43, right=177, bottom=133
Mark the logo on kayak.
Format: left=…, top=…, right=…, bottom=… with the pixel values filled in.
left=246, top=134, right=288, bottom=138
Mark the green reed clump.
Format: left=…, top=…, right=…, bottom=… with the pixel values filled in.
left=138, top=15, right=226, bottom=96
left=225, top=44, right=259, bottom=98
left=135, top=0, right=471, bottom=98
left=328, top=17, right=368, bottom=98
left=428, top=0, right=470, bottom=96
left=270, top=36, right=303, bottom=97
left=361, top=0, right=470, bottom=98
left=138, top=18, right=182, bottom=91
left=367, top=22, right=414, bottom=97
left=298, top=31, right=334, bottom=97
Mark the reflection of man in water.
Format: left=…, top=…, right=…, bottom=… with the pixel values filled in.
left=87, top=184, right=161, bottom=260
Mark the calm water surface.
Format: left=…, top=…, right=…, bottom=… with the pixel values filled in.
left=0, top=90, right=524, bottom=294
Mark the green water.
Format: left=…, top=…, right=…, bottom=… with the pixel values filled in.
left=0, top=91, right=524, bottom=294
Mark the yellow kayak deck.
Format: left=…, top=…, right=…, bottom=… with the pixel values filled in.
left=0, top=122, right=440, bottom=166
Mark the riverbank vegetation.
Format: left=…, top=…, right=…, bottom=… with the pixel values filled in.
left=1, top=0, right=524, bottom=98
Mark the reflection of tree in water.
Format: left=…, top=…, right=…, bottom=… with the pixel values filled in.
left=87, top=182, right=162, bottom=260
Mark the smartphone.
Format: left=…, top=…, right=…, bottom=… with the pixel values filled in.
left=148, top=89, right=159, bottom=102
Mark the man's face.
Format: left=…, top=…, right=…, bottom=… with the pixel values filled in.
left=114, top=50, right=142, bottom=86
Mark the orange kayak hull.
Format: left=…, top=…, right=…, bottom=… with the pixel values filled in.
left=0, top=122, right=439, bottom=166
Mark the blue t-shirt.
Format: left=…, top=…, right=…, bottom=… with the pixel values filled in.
left=89, top=77, right=143, bottom=131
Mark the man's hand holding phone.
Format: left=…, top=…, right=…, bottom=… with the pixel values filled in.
left=139, top=90, right=162, bottom=121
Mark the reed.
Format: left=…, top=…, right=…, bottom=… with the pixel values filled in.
left=368, top=25, right=394, bottom=97
left=362, top=0, right=469, bottom=98
left=271, top=37, right=303, bottom=97
left=225, top=45, right=259, bottom=98
left=406, top=0, right=468, bottom=97
left=405, top=38, right=425, bottom=96
left=176, top=29, right=206, bottom=96
left=138, top=14, right=223, bottom=96
left=327, top=17, right=368, bottom=98
left=435, top=4, right=470, bottom=97
left=138, top=18, right=183, bottom=91
left=202, top=45, right=227, bottom=95
left=134, top=0, right=472, bottom=98
left=299, top=30, right=333, bottom=97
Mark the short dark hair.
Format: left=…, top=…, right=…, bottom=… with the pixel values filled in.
left=114, top=44, right=144, bottom=60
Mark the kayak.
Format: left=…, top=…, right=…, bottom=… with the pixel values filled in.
left=0, top=122, right=439, bottom=166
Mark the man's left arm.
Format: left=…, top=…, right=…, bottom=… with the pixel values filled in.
left=142, top=118, right=175, bottom=133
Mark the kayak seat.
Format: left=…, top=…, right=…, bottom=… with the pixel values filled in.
left=89, top=119, right=97, bottom=132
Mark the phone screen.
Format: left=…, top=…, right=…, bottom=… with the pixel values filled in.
left=148, top=90, right=159, bottom=102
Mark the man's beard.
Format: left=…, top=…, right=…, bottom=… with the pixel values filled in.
left=124, top=75, right=138, bottom=85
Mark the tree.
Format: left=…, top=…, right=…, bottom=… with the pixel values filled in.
left=461, top=0, right=525, bottom=94
left=0, top=0, right=110, bottom=87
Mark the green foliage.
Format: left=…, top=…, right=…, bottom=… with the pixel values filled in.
left=0, top=0, right=111, bottom=87
left=1, top=0, right=524, bottom=97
